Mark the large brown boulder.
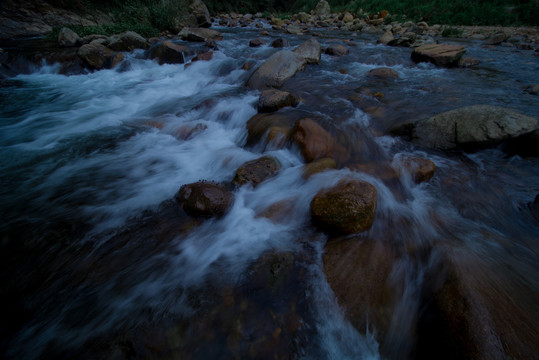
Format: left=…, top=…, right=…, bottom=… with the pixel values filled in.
left=245, top=112, right=300, bottom=147
left=310, top=178, right=377, bottom=235
left=179, top=28, right=223, bottom=42
left=58, top=27, right=80, bottom=47
left=314, top=0, right=331, bottom=17
left=188, top=0, right=211, bottom=28
left=411, top=44, right=466, bottom=67
left=293, top=38, right=321, bottom=64
left=147, top=41, right=194, bottom=65
left=77, top=42, right=124, bottom=70
left=257, top=89, right=299, bottom=113
left=107, top=31, right=148, bottom=52
left=175, top=181, right=233, bottom=218
left=403, top=105, right=538, bottom=150
left=417, top=248, right=539, bottom=360
left=232, top=156, right=281, bottom=187
left=323, top=237, right=398, bottom=351
left=246, top=50, right=306, bottom=89
left=292, top=118, right=350, bottom=165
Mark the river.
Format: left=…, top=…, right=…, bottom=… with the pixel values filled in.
left=1, top=20, right=538, bottom=359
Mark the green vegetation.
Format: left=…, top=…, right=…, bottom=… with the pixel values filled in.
left=47, top=0, right=188, bottom=38
left=290, top=0, right=539, bottom=26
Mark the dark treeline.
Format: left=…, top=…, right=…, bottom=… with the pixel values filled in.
left=47, top=0, right=539, bottom=27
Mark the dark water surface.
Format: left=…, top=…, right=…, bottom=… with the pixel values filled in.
left=1, top=21, right=538, bottom=359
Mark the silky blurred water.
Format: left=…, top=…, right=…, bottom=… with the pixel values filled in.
left=1, top=23, right=538, bottom=359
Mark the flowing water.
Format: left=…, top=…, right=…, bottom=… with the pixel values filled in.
left=1, top=22, right=538, bottom=359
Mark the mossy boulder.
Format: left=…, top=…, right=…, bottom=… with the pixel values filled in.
left=310, top=178, right=377, bottom=235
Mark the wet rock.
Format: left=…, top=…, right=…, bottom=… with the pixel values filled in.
left=325, top=44, right=349, bottom=56
left=80, top=34, right=107, bottom=45
left=188, top=0, right=211, bottom=28
left=173, top=123, right=207, bottom=140
left=396, top=157, right=436, bottom=183
left=78, top=43, right=124, bottom=70
left=232, top=156, right=281, bottom=187
left=257, top=89, right=299, bottom=113
left=411, top=44, right=466, bottom=67
left=292, top=118, right=350, bottom=165
left=192, top=51, right=213, bottom=62
left=270, top=17, right=285, bottom=26
left=266, top=126, right=290, bottom=149
left=302, top=158, right=337, bottom=179
left=175, top=181, right=233, bottom=218
left=404, top=105, right=538, bottom=150
left=314, top=0, right=331, bottom=17
left=484, top=32, right=509, bottom=45
left=147, top=41, right=193, bottom=65
left=458, top=57, right=480, bottom=67
left=311, top=179, right=377, bottom=235
left=241, top=61, right=255, bottom=71
left=257, top=199, right=296, bottom=223
left=179, top=28, right=223, bottom=42
left=387, top=33, right=417, bottom=47
left=245, top=112, right=299, bottom=146
left=297, top=12, right=311, bottom=23
left=324, top=237, right=397, bottom=351
left=366, top=67, right=399, bottom=79
left=246, top=50, right=306, bottom=89
left=417, top=248, right=539, bottom=360
left=107, top=31, right=148, bottom=52
left=377, top=31, right=394, bottom=45
left=293, top=38, right=321, bottom=64
left=249, top=38, right=266, bottom=47
left=286, top=25, right=303, bottom=35
left=503, top=129, right=539, bottom=157
left=524, top=84, right=539, bottom=95
left=271, top=38, right=289, bottom=48
left=58, top=27, right=80, bottom=47
left=342, top=12, right=354, bottom=23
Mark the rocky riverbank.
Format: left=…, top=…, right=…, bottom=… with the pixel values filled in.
left=1, top=1, right=538, bottom=359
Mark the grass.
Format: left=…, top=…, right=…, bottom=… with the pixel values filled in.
left=46, top=0, right=188, bottom=39
left=291, top=0, right=539, bottom=26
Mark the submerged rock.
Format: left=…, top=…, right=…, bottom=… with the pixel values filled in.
left=323, top=237, right=397, bottom=352
left=292, top=118, right=350, bottom=165
left=302, top=157, right=337, bottom=179
left=257, top=89, right=299, bottom=113
left=246, top=50, right=306, bottom=89
left=417, top=248, right=539, bottom=360
left=293, top=38, right=321, bottom=64
left=411, top=44, right=466, bottom=67
left=232, top=156, right=281, bottom=187
left=366, top=67, right=399, bottom=79
left=245, top=112, right=300, bottom=147
left=395, top=156, right=436, bottom=183
left=58, top=27, right=80, bottom=47
left=311, top=178, right=377, bottom=235
left=78, top=42, right=124, bottom=70
left=175, top=181, right=233, bottom=218
left=396, top=105, right=538, bottom=150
